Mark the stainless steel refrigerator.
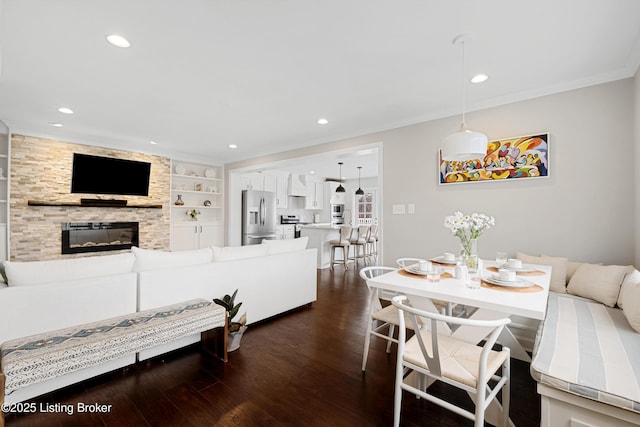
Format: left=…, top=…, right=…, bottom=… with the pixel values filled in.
left=241, top=190, right=277, bottom=245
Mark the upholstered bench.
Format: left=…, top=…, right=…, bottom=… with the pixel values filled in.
left=531, top=292, right=640, bottom=427
left=1, top=298, right=226, bottom=398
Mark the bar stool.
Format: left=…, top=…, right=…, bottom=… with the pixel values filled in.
left=350, top=225, right=370, bottom=266
left=367, top=224, right=379, bottom=260
left=329, top=226, right=353, bottom=270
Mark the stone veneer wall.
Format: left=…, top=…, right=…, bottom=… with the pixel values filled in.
left=10, top=134, right=171, bottom=261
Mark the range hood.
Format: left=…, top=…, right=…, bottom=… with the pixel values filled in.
left=287, top=173, right=307, bottom=197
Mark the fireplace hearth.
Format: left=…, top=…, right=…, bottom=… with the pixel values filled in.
left=61, top=222, right=139, bottom=254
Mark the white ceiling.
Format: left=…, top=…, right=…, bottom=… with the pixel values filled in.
left=0, top=0, right=639, bottom=180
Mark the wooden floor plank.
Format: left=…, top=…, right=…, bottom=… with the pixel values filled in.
left=4, top=267, right=540, bottom=426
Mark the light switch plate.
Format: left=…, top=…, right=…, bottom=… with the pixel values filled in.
left=408, top=204, right=415, bottom=214
left=392, top=204, right=406, bottom=214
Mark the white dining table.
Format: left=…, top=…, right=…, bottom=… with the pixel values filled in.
left=366, top=261, right=552, bottom=362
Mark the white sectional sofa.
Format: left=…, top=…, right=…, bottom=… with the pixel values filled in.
left=0, top=237, right=317, bottom=404
left=519, top=253, right=640, bottom=427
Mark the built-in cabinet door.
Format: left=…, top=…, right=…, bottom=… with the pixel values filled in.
left=199, top=223, right=223, bottom=247
left=171, top=225, right=199, bottom=251
left=171, top=223, right=222, bottom=251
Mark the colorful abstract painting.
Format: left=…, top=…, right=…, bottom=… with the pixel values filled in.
left=439, top=133, right=549, bottom=184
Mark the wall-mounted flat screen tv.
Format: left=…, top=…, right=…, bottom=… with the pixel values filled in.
left=71, top=153, right=151, bottom=196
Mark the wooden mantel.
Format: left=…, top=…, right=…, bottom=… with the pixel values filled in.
left=27, top=200, right=163, bottom=209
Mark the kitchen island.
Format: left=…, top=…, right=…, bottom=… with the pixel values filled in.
left=299, top=224, right=344, bottom=269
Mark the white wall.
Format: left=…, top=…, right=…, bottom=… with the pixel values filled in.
left=227, top=79, right=635, bottom=266
left=380, top=79, right=634, bottom=266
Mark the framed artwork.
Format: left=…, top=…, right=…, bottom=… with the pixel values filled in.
left=439, top=133, right=549, bottom=184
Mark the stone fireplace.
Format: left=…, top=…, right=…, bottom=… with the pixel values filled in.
left=61, top=222, right=139, bottom=254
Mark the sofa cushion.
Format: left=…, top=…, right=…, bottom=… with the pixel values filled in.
left=623, top=281, right=640, bottom=333
left=517, top=253, right=568, bottom=293
left=618, top=269, right=640, bottom=310
left=567, top=263, right=632, bottom=307
left=131, top=246, right=213, bottom=272
left=211, top=244, right=269, bottom=261
left=261, top=237, right=309, bottom=255
left=3, top=253, right=135, bottom=287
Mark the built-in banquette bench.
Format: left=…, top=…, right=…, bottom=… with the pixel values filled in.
left=521, top=254, right=640, bottom=427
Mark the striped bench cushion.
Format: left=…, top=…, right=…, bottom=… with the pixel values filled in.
left=1, top=298, right=225, bottom=395
left=531, top=293, right=640, bottom=413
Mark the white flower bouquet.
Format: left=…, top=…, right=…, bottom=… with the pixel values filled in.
left=444, top=211, right=495, bottom=258
left=187, top=209, right=201, bottom=220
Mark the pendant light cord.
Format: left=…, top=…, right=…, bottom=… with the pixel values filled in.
left=461, top=38, right=466, bottom=129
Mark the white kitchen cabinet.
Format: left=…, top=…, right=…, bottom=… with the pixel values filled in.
left=274, top=174, right=288, bottom=208
left=241, top=173, right=264, bottom=191
left=274, top=224, right=295, bottom=240
left=305, top=181, right=325, bottom=210
left=171, top=222, right=223, bottom=251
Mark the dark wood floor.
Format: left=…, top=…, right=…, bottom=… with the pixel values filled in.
left=4, top=266, right=540, bottom=426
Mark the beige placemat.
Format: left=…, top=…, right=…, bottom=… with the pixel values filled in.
left=480, top=280, right=543, bottom=293
left=398, top=270, right=454, bottom=280
left=486, top=266, right=545, bottom=276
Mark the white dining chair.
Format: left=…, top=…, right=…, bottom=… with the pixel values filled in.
left=359, top=266, right=420, bottom=372
left=391, top=295, right=511, bottom=427
left=396, top=258, right=456, bottom=317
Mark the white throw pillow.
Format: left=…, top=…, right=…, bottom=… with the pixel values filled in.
left=621, top=278, right=640, bottom=333
left=261, top=237, right=309, bottom=255
left=567, top=263, right=632, bottom=307
left=211, top=244, right=269, bottom=261
left=517, top=252, right=568, bottom=293
left=3, top=252, right=136, bottom=287
left=618, top=268, right=640, bottom=309
left=131, top=246, right=213, bottom=272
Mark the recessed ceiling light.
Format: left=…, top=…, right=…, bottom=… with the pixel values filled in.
left=49, top=123, right=63, bottom=127
left=149, top=140, right=158, bottom=145
left=228, top=144, right=238, bottom=149
left=309, top=170, right=316, bottom=174
left=58, top=107, right=74, bottom=114
left=317, top=118, right=329, bottom=125
left=471, top=74, right=489, bottom=84
left=106, top=34, right=131, bottom=48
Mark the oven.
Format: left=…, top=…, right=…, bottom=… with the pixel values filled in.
left=331, top=204, right=344, bottom=225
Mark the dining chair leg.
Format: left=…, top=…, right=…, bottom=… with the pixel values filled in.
left=393, top=359, right=403, bottom=427
left=386, top=324, right=395, bottom=353
left=503, top=358, right=511, bottom=427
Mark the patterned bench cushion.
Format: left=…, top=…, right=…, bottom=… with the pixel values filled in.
left=531, top=293, right=640, bottom=413
left=1, top=298, right=225, bottom=395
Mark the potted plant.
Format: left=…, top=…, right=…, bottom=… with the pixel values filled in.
left=213, top=289, right=247, bottom=352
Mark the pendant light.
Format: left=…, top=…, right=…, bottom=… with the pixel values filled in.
left=441, top=33, right=488, bottom=162
left=355, top=166, right=364, bottom=195
left=335, top=162, right=345, bottom=192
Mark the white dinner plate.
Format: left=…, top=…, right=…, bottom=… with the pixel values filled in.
left=430, top=256, right=457, bottom=265
left=497, top=263, right=537, bottom=273
left=404, top=266, right=431, bottom=276
left=484, top=275, right=533, bottom=288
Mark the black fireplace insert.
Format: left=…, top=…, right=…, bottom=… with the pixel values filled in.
left=61, top=222, right=139, bottom=254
